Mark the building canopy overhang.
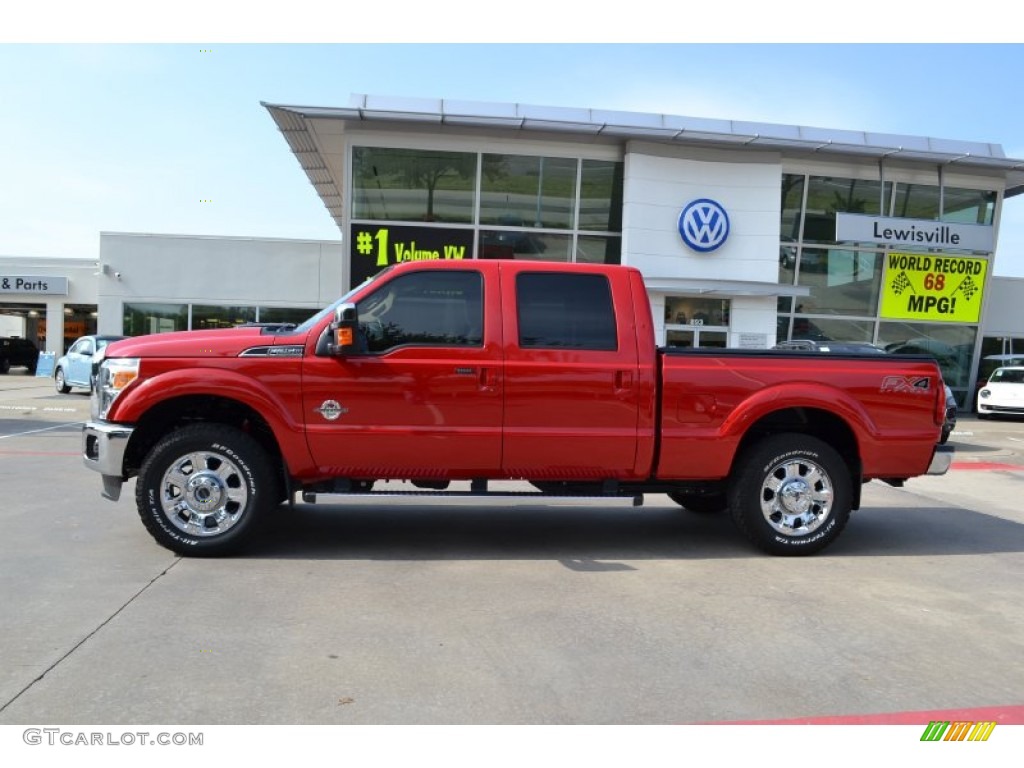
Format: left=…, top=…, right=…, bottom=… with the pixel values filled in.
left=643, top=278, right=810, bottom=298
left=264, top=94, right=1024, bottom=228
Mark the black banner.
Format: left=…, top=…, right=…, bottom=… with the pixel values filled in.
left=349, top=224, right=475, bottom=286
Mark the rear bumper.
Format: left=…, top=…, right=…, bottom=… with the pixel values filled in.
left=927, top=444, right=954, bottom=475
left=82, top=421, right=134, bottom=500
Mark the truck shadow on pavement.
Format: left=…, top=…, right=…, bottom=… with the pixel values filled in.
left=242, top=501, right=1024, bottom=562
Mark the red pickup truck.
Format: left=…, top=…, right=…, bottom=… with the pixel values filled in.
left=83, top=260, right=952, bottom=557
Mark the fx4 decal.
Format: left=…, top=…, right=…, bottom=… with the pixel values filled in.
left=880, top=375, right=932, bottom=394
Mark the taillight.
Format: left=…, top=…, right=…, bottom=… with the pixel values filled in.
left=935, top=384, right=946, bottom=426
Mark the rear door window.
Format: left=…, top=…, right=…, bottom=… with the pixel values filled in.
left=515, top=273, right=617, bottom=351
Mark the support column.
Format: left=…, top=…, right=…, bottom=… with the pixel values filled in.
left=45, top=301, right=64, bottom=356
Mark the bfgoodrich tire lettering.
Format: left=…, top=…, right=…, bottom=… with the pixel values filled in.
left=728, top=433, right=852, bottom=556
left=136, top=424, right=279, bottom=556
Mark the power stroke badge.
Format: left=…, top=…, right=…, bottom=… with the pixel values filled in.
left=314, top=400, right=348, bottom=421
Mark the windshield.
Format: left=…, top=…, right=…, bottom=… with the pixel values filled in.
left=991, top=368, right=1024, bottom=384
left=290, top=268, right=394, bottom=335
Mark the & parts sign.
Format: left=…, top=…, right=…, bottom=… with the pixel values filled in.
left=880, top=252, right=987, bottom=323
left=1, top=275, right=69, bottom=295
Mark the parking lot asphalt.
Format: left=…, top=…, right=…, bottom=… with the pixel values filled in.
left=0, top=371, right=1022, bottom=725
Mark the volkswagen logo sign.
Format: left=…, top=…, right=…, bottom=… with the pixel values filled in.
left=678, top=198, right=730, bottom=253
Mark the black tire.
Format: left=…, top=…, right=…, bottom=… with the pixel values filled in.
left=728, top=433, right=852, bottom=556
left=54, top=367, right=72, bottom=394
left=136, top=424, right=279, bottom=556
left=940, top=426, right=952, bottom=444
left=667, top=491, right=728, bottom=514
left=0, top=358, right=9, bottom=374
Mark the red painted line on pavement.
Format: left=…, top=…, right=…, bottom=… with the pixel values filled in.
left=951, top=462, right=1022, bottom=471
left=709, top=704, right=1024, bottom=725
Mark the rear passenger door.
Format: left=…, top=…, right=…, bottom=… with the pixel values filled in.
left=500, top=267, right=642, bottom=480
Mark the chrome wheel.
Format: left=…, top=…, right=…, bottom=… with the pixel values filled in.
left=159, top=450, right=249, bottom=537
left=728, top=434, right=852, bottom=556
left=760, top=455, right=833, bottom=536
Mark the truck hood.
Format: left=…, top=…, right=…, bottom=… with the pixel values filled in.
left=104, top=327, right=307, bottom=359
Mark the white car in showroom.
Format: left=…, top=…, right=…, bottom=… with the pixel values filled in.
left=977, top=366, right=1024, bottom=419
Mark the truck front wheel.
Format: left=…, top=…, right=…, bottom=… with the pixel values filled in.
left=136, top=424, right=279, bottom=556
left=728, top=434, right=852, bottom=556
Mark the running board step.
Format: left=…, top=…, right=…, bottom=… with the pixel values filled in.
left=300, top=490, right=644, bottom=507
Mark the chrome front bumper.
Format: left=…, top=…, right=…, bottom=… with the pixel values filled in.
left=82, top=421, right=134, bottom=501
left=927, top=444, right=955, bottom=475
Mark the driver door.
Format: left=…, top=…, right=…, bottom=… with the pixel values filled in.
left=302, top=267, right=503, bottom=479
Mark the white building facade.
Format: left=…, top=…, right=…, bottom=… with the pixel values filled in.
left=5, top=94, right=1024, bottom=407
left=263, top=94, right=1024, bottom=403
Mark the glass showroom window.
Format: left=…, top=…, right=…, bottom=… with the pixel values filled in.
left=877, top=321, right=977, bottom=390
left=479, top=155, right=623, bottom=265
left=892, top=182, right=995, bottom=227
left=778, top=174, right=890, bottom=345
left=123, top=303, right=187, bottom=336
left=664, top=296, right=730, bottom=349
left=942, top=186, right=995, bottom=225
left=796, top=248, right=884, bottom=317
left=61, top=303, right=98, bottom=348
left=191, top=305, right=256, bottom=330
left=578, top=159, right=624, bottom=233
left=802, top=176, right=892, bottom=244
left=575, top=235, right=622, bottom=264
left=352, top=147, right=476, bottom=224
left=478, top=230, right=572, bottom=261
left=257, top=307, right=319, bottom=326
left=480, top=154, right=577, bottom=229
left=778, top=173, right=804, bottom=285
left=792, top=315, right=875, bottom=344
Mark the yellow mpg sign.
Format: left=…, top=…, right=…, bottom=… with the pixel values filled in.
left=880, top=252, right=988, bottom=323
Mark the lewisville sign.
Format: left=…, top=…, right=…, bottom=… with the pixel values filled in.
left=836, top=213, right=994, bottom=253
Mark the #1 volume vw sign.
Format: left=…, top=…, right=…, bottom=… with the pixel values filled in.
left=678, top=198, right=730, bottom=253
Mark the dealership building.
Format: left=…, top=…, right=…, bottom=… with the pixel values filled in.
left=3, top=94, right=1024, bottom=405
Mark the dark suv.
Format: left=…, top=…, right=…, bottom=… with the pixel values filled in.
left=0, top=337, right=40, bottom=374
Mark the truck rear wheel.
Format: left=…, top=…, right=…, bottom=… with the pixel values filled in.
left=728, top=434, right=851, bottom=556
left=136, top=424, right=279, bottom=556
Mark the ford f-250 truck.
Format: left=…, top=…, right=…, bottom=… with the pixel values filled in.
left=82, top=260, right=953, bottom=557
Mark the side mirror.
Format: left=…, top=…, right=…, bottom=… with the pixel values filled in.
left=328, top=303, right=358, bottom=355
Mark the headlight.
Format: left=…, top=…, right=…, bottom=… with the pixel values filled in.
left=979, top=388, right=990, bottom=399
left=93, top=358, right=140, bottom=420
